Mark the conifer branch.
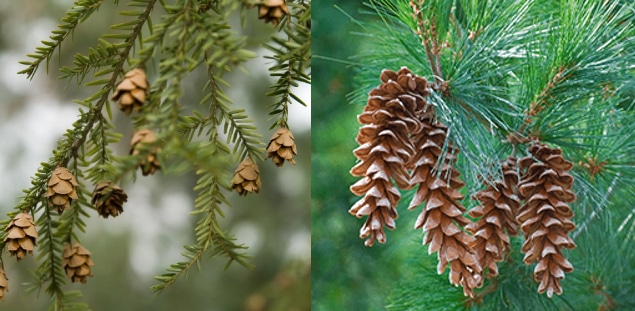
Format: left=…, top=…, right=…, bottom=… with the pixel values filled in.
left=17, top=0, right=105, bottom=79
left=265, top=1, right=311, bottom=129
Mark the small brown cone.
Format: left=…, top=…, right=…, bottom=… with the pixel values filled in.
left=407, top=113, right=482, bottom=297
left=466, top=156, right=520, bottom=278
left=517, top=142, right=576, bottom=297
left=62, top=243, right=95, bottom=284
left=349, top=67, right=429, bottom=247
left=257, top=0, right=290, bottom=26
left=232, top=157, right=261, bottom=195
left=130, top=129, right=161, bottom=176
left=44, top=167, right=79, bottom=214
left=4, top=211, right=38, bottom=260
left=0, top=267, right=7, bottom=301
left=112, top=68, right=148, bottom=115
left=267, top=127, right=297, bottom=166
left=92, top=182, right=128, bottom=218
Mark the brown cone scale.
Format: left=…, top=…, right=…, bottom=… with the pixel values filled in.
left=349, top=67, right=429, bottom=247
left=4, top=211, right=38, bottom=261
left=62, top=243, right=95, bottom=283
left=92, top=182, right=128, bottom=218
left=407, top=112, right=482, bottom=297
left=130, top=129, right=161, bottom=176
left=0, top=267, right=7, bottom=301
left=517, top=142, right=576, bottom=297
left=267, top=127, right=297, bottom=166
left=232, top=157, right=262, bottom=195
left=257, top=0, right=289, bottom=26
left=112, top=69, right=148, bottom=115
left=44, top=167, right=79, bottom=214
left=466, top=156, right=520, bottom=279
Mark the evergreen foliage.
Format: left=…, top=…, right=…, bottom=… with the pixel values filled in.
left=313, top=0, right=635, bottom=309
left=1, top=0, right=310, bottom=309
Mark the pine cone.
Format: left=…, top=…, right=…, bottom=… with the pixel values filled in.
left=408, top=116, right=482, bottom=297
left=44, top=167, right=79, bottom=214
left=466, top=156, right=520, bottom=278
left=130, top=129, right=161, bottom=176
left=92, top=182, right=128, bottom=218
left=0, top=267, right=7, bottom=301
left=517, top=142, right=576, bottom=297
left=4, top=211, right=38, bottom=260
left=349, top=67, right=429, bottom=247
left=232, top=157, right=262, bottom=195
left=258, top=0, right=289, bottom=26
left=267, top=127, right=297, bottom=166
left=112, top=68, right=148, bottom=115
left=62, top=243, right=95, bottom=284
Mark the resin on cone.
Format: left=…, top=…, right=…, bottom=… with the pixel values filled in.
left=62, top=243, right=95, bottom=283
left=258, top=0, right=289, bottom=26
left=112, top=68, right=148, bottom=115
left=92, top=182, right=128, bottom=218
left=44, top=167, right=79, bottom=214
left=349, top=67, right=429, bottom=247
left=466, top=156, right=520, bottom=278
left=517, top=142, right=576, bottom=297
left=232, top=157, right=262, bottom=195
left=267, top=127, right=297, bottom=166
left=4, top=211, right=38, bottom=260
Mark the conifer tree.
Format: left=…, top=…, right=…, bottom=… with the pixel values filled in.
left=0, top=0, right=310, bottom=309
left=344, top=0, right=635, bottom=309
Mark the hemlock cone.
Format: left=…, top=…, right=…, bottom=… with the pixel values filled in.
left=267, top=127, right=297, bottom=166
left=4, top=211, right=38, bottom=261
left=232, top=157, right=262, bottom=195
left=112, top=68, right=148, bottom=115
left=0, top=267, right=7, bottom=301
left=130, top=129, right=161, bottom=176
left=92, top=182, right=128, bottom=218
left=62, top=243, right=95, bottom=284
left=44, top=167, right=79, bottom=214
left=258, top=0, right=289, bottom=26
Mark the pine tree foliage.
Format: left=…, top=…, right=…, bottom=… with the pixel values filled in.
left=348, top=0, right=635, bottom=308
left=2, top=0, right=309, bottom=309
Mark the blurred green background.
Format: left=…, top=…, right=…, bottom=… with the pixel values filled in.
left=0, top=1, right=310, bottom=310
left=311, top=1, right=405, bottom=310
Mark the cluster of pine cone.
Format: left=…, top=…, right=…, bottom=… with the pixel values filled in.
left=349, top=67, right=576, bottom=298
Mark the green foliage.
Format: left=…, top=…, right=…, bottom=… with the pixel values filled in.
left=313, top=0, right=635, bottom=309
left=4, top=0, right=309, bottom=309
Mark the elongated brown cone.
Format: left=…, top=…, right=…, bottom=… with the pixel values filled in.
left=466, top=156, right=520, bottom=278
left=517, top=142, right=576, bottom=297
left=232, top=157, right=262, bottom=195
left=258, top=0, right=290, bottom=26
left=408, top=114, right=482, bottom=297
left=130, top=129, right=161, bottom=176
left=92, top=182, right=128, bottom=218
left=267, top=127, right=297, bottom=166
left=4, top=211, right=38, bottom=261
left=44, top=167, right=79, bottom=214
left=62, top=243, right=95, bottom=283
left=349, top=67, right=429, bottom=247
left=0, top=267, right=7, bottom=301
left=112, top=68, right=148, bottom=115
